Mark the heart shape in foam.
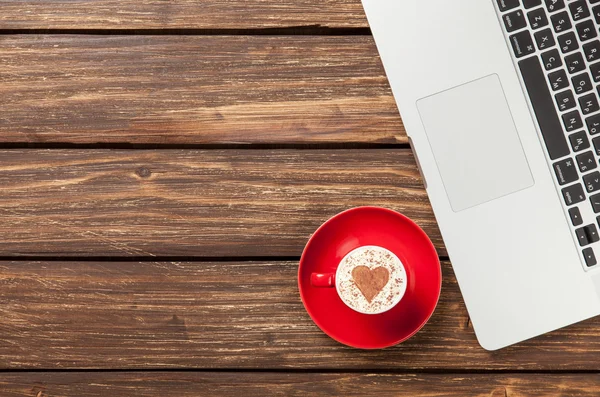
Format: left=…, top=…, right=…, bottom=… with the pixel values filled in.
left=351, top=266, right=390, bottom=303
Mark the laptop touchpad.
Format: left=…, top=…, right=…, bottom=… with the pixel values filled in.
left=417, top=74, right=534, bottom=212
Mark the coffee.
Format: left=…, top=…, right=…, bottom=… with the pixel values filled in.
left=336, top=246, right=406, bottom=314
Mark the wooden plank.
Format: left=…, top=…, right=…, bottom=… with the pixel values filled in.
left=0, top=35, right=402, bottom=144
left=2, top=372, right=600, bottom=396
left=0, top=1, right=368, bottom=29
left=0, top=149, right=440, bottom=257
left=2, top=260, right=600, bottom=370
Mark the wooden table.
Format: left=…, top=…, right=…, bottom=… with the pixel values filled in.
left=0, top=2, right=599, bottom=396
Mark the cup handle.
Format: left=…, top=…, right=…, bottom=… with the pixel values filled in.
left=311, top=273, right=336, bottom=288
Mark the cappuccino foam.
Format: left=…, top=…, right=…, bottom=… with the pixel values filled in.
left=336, top=246, right=406, bottom=314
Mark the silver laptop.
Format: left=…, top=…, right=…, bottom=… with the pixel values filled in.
left=362, top=0, right=600, bottom=350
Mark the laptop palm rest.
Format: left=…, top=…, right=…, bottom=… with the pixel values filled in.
left=416, top=74, right=535, bottom=212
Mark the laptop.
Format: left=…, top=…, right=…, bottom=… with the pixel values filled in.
left=362, top=0, right=600, bottom=350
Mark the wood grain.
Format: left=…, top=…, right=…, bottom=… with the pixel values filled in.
left=2, top=260, right=600, bottom=370
left=0, top=149, right=439, bottom=257
left=0, top=1, right=368, bottom=29
left=2, top=372, right=600, bottom=396
left=0, top=35, right=402, bottom=145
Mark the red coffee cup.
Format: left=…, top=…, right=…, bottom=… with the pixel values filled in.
left=298, top=207, right=441, bottom=349
left=310, top=272, right=336, bottom=288
left=311, top=245, right=408, bottom=315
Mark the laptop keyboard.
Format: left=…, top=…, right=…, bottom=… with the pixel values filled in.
left=496, top=0, right=600, bottom=268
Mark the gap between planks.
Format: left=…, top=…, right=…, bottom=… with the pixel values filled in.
left=0, top=143, right=408, bottom=150
left=0, top=27, right=372, bottom=36
left=0, top=372, right=599, bottom=397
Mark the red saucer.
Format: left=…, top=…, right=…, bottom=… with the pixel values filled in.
left=298, top=207, right=441, bottom=349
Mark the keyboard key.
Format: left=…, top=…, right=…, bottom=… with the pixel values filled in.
left=519, top=56, right=571, bottom=160
left=556, top=90, right=576, bottom=111
left=528, top=8, right=549, bottom=29
left=570, top=131, right=590, bottom=152
left=570, top=206, right=584, bottom=226
left=593, top=5, right=600, bottom=24
left=577, top=151, right=598, bottom=173
left=578, top=151, right=598, bottom=173
left=572, top=73, right=593, bottom=94
left=576, top=226, right=591, bottom=246
left=592, top=193, right=600, bottom=212
left=551, top=11, right=572, bottom=32
left=594, top=136, right=600, bottom=156
left=542, top=48, right=563, bottom=70
left=578, top=151, right=599, bottom=173
left=535, top=28, right=556, bottom=50
left=545, top=0, right=565, bottom=13
left=563, top=183, right=586, bottom=205
left=554, top=157, right=579, bottom=184
left=583, top=247, right=597, bottom=267
left=587, top=113, right=600, bottom=135
left=563, top=110, right=583, bottom=131
left=498, top=0, right=520, bottom=11
left=558, top=31, right=579, bottom=53
left=510, top=31, right=536, bottom=57
left=576, top=20, right=598, bottom=42
left=586, top=224, right=600, bottom=243
left=591, top=62, right=600, bottom=82
left=579, top=93, right=600, bottom=115
left=524, top=0, right=542, bottom=8
left=504, top=10, right=528, bottom=32
left=583, top=41, right=600, bottom=62
left=584, top=171, right=600, bottom=193
left=565, top=52, right=586, bottom=74
left=569, top=0, right=591, bottom=21
left=549, top=69, right=569, bottom=90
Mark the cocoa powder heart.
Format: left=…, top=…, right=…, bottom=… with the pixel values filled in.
left=351, top=266, right=390, bottom=303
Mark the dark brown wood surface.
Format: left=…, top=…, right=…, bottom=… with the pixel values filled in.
left=3, top=259, right=600, bottom=371
left=1, top=1, right=596, bottom=394
left=0, top=149, right=440, bottom=257
left=2, top=373, right=599, bottom=397
left=0, top=35, right=401, bottom=145
left=0, top=1, right=368, bottom=29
